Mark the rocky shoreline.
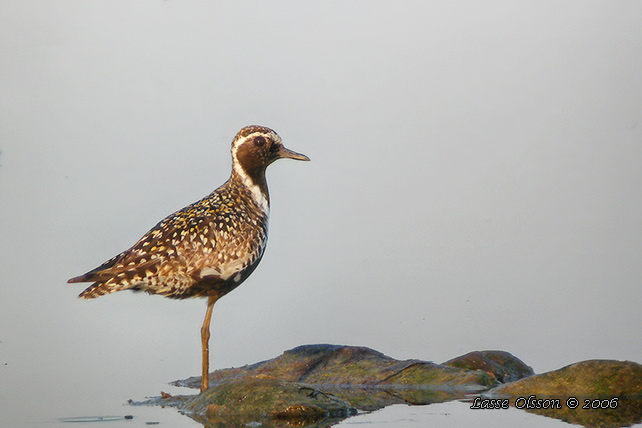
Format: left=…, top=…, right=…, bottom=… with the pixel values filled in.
left=136, top=344, right=642, bottom=427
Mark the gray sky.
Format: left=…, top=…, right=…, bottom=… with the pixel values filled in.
left=1, top=0, right=642, bottom=424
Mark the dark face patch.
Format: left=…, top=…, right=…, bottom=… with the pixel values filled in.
left=269, top=141, right=280, bottom=155
left=235, top=134, right=279, bottom=179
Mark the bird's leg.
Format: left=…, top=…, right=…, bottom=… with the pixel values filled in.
left=201, top=295, right=217, bottom=392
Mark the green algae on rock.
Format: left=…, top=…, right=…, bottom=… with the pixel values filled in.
left=489, top=359, right=642, bottom=398
left=174, top=344, right=498, bottom=389
left=144, top=346, right=642, bottom=427
left=180, top=376, right=354, bottom=426
left=443, top=350, right=534, bottom=383
left=511, top=396, right=642, bottom=428
left=484, top=360, right=642, bottom=428
left=161, top=344, right=499, bottom=425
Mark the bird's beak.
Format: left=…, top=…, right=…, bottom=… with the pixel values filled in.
left=278, top=146, right=310, bottom=161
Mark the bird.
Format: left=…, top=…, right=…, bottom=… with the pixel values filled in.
left=68, top=125, right=309, bottom=392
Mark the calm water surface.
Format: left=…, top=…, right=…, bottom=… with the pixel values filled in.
left=337, top=402, right=571, bottom=427
left=41, top=398, right=642, bottom=427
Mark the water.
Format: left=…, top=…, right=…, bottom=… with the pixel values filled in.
left=337, top=402, right=570, bottom=427
left=34, top=398, right=642, bottom=427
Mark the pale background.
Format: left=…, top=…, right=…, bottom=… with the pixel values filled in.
left=1, top=1, right=641, bottom=426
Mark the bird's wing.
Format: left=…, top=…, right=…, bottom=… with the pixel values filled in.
left=68, top=209, right=220, bottom=285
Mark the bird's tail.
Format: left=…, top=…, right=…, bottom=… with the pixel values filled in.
left=76, top=281, right=129, bottom=299
left=68, top=255, right=132, bottom=299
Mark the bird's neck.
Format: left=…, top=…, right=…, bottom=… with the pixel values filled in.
left=230, top=164, right=270, bottom=215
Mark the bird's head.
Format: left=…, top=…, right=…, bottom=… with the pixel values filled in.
left=231, top=126, right=310, bottom=178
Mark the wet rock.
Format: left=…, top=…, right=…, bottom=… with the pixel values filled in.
left=517, top=396, right=642, bottom=428
left=174, top=344, right=497, bottom=390
left=443, top=350, right=534, bottom=383
left=140, top=346, right=642, bottom=427
left=486, top=360, right=642, bottom=428
left=162, top=344, right=498, bottom=425
left=489, top=359, right=642, bottom=397
left=178, top=376, right=354, bottom=427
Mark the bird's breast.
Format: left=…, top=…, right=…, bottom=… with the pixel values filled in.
left=196, top=212, right=268, bottom=281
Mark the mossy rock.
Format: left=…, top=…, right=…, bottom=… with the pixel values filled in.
left=490, top=359, right=642, bottom=397
left=484, top=360, right=642, bottom=428
left=443, top=350, right=534, bottom=383
left=515, top=396, right=642, bottom=428
left=176, top=376, right=354, bottom=426
left=164, top=344, right=498, bottom=425
left=142, top=346, right=642, bottom=427
left=175, top=344, right=498, bottom=389
left=377, top=360, right=497, bottom=388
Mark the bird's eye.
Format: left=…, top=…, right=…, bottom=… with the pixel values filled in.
left=254, top=136, right=266, bottom=146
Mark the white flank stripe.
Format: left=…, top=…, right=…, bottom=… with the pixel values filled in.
left=199, top=267, right=221, bottom=278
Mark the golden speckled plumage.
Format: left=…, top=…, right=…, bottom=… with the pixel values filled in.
left=69, top=125, right=308, bottom=301
left=72, top=174, right=269, bottom=299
